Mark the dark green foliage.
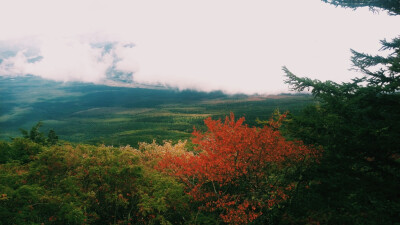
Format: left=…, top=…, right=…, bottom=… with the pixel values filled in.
left=283, top=36, right=400, bottom=160
left=20, top=122, right=47, bottom=145
left=322, top=0, right=400, bottom=15
left=282, top=12, right=400, bottom=224
left=0, top=138, right=43, bottom=164
left=0, top=122, right=61, bottom=164
left=19, top=122, right=59, bottom=146
left=0, top=141, right=12, bottom=163
left=351, top=37, right=400, bottom=92
left=47, top=129, right=58, bottom=146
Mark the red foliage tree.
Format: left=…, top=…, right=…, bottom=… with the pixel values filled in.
left=158, top=113, right=321, bottom=224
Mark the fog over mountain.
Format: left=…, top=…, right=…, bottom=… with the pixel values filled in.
left=1, top=0, right=399, bottom=94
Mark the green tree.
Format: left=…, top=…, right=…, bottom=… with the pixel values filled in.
left=283, top=3, right=400, bottom=163
left=20, top=122, right=46, bottom=145
left=20, top=122, right=58, bottom=146
left=281, top=2, right=400, bottom=224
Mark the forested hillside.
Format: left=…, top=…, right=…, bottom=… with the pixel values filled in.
left=0, top=75, right=312, bottom=147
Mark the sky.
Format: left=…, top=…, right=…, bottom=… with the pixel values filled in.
left=0, top=0, right=399, bottom=94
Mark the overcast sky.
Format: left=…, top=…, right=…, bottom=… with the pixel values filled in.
left=0, top=0, right=399, bottom=94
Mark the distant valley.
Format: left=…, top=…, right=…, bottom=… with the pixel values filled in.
left=0, top=75, right=313, bottom=147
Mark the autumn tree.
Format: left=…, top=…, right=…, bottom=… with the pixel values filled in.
left=158, top=113, right=321, bottom=224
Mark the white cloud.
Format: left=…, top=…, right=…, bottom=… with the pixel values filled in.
left=29, top=38, right=114, bottom=83
left=0, top=37, right=117, bottom=83
left=0, top=50, right=28, bottom=76
left=0, top=0, right=399, bottom=94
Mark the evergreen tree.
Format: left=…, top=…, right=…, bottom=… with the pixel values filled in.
left=281, top=1, right=400, bottom=224
left=28, top=122, right=46, bottom=145
left=322, top=0, right=400, bottom=15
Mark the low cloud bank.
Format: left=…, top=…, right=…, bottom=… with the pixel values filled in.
left=0, top=36, right=289, bottom=94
